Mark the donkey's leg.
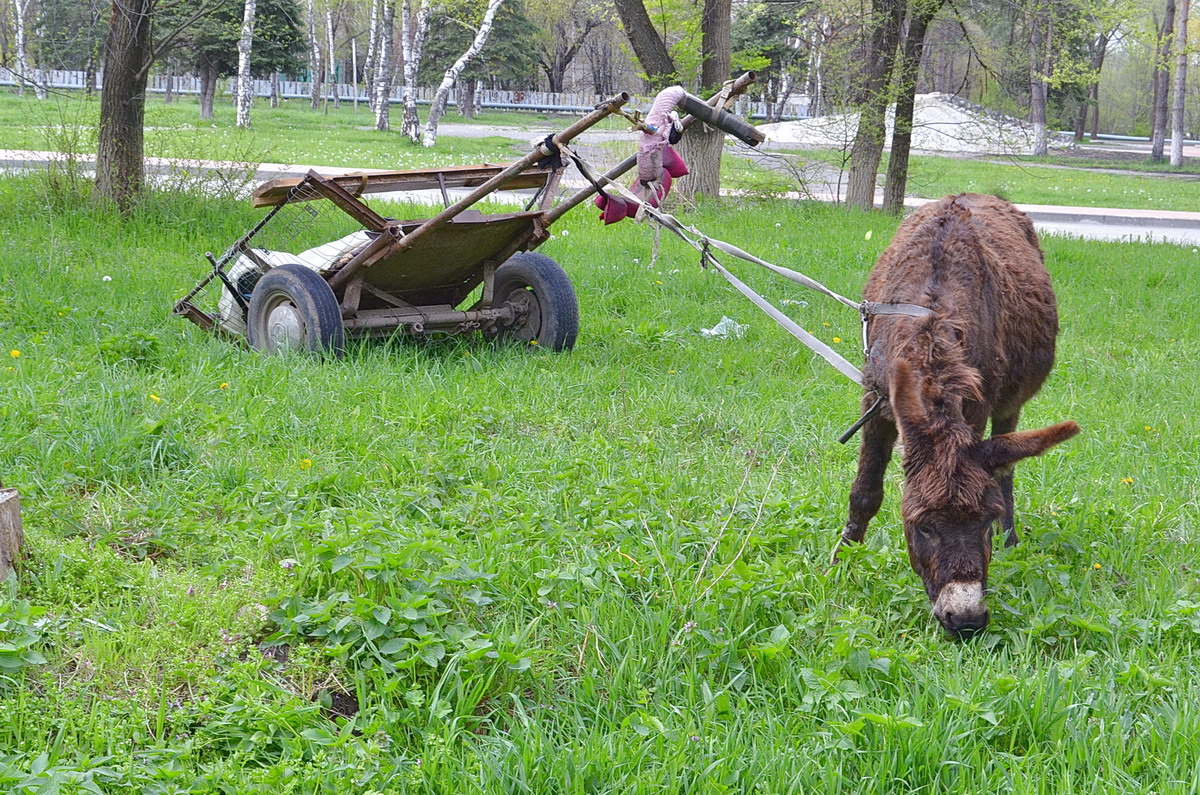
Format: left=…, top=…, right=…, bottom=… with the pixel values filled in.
left=991, top=413, right=1021, bottom=547
left=835, top=402, right=898, bottom=562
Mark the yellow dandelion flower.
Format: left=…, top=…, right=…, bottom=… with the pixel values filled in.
left=833, top=337, right=842, bottom=344
left=529, top=339, right=539, bottom=345
left=822, top=322, right=831, bottom=328
left=1120, top=477, right=1133, bottom=484
left=300, top=458, right=313, bottom=470
left=219, top=382, right=229, bottom=389
left=9, top=350, right=19, bottom=358
left=149, top=393, right=162, bottom=403
left=1144, top=425, right=1151, bottom=431
left=1093, top=563, right=1102, bottom=570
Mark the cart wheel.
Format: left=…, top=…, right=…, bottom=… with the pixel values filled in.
left=492, top=252, right=578, bottom=351
left=247, top=264, right=344, bottom=356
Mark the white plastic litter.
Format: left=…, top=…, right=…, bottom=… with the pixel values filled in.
left=700, top=316, right=748, bottom=339
left=216, top=231, right=373, bottom=334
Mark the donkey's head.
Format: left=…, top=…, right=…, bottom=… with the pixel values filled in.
left=889, top=362, right=1079, bottom=636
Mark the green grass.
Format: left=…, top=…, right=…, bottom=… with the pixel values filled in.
left=1, top=89, right=613, bottom=170
left=754, top=146, right=1200, bottom=211
left=1, top=174, right=1199, bottom=791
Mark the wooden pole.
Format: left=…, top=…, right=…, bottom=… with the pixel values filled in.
left=0, top=488, right=23, bottom=580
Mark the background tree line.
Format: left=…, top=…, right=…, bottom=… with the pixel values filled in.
left=0, top=0, right=1195, bottom=210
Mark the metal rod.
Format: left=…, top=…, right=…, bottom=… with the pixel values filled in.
left=543, top=73, right=757, bottom=226
left=327, top=92, right=630, bottom=292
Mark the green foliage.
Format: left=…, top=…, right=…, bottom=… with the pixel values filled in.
left=0, top=594, right=48, bottom=682
left=419, top=0, right=541, bottom=88
left=163, top=0, right=306, bottom=78
left=99, top=330, right=162, bottom=367
left=0, top=151, right=1198, bottom=789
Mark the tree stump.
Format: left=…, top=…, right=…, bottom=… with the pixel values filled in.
left=0, top=489, right=23, bottom=579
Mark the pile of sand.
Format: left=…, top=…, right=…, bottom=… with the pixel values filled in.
left=759, top=94, right=1043, bottom=155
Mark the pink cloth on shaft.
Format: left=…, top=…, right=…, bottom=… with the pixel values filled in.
left=637, top=85, right=686, bottom=184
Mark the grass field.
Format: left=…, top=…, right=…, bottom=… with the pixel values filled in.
left=1, top=171, right=1198, bottom=791
left=1, top=91, right=597, bottom=170
left=754, top=146, right=1200, bottom=212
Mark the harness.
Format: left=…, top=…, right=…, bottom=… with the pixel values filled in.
left=562, top=146, right=933, bottom=441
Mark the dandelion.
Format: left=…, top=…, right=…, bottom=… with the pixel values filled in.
left=561, top=229, right=570, bottom=237
left=300, top=458, right=312, bottom=470
left=822, top=322, right=831, bottom=328
left=529, top=339, right=539, bottom=345
left=8, top=350, right=18, bottom=358
left=102, top=275, right=112, bottom=282
left=149, top=393, right=162, bottom=403
left=833, top=337, right=842, bottom=343
left=1093, top=563, right=1102, bottom=570
left=219, top=382, right=229, bottom=389
left=1121, top=477, right=1133, bottom=484
left=774, top=222, right=782, bottom=228
left=1144, top=425, right=1151, bottom=431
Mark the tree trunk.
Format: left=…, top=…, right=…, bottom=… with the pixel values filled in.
left=199, top=57, right=218, bottom=119
left=401, top=0, right=429, bottom=141
left=14, top=0, right=30, bottom=97
left=1152, top=0, right=1176, bottom=161
left=675, top=0, right=732, bottom=200
left=271, top=71, right=280, bottom=107
left=97, top=0, right=154, bottom=213
left=422, top=0, right=505, bottom=147
left=612, top=0, right=676, bottom=87
left=374, top=0, right=396, bottom=130
left=365, top=0, right=381, bottom=112
left=326, top=8, right=339, bottom=109
left=883, top=0, right=942, bottom=214
left=308, top=0, right=322, bottom=109
left=1029, top=10, right=1049, bottom=156
left=845, top=0, right=907, bottom=209
left=236, top=0, right=258, bottom=128
left=1171, top=0, right=1190, bottom=165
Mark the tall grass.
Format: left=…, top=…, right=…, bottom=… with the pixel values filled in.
left=0, top=177, right=1197, bottom=791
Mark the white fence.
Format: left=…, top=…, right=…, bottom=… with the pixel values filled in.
left=0, top=67, right=812, bottom=119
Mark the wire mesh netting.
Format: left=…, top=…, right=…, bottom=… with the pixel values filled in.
left=176, top=180, right=374, bottom=336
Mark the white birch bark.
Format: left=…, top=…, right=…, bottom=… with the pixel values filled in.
left=400, top=0, right=430, bottom=142
left=422, top=0, right=506, bottom=147
left=1171, top=0, right=1190, bottom=166
left=13, top=0, right=30, bottom=97
left=326, top=7, right=340, bottom=108
left=236, top=0, right=258, bottom=128
left=365, top=0, right=380, bottom=112
left=374, top=0, right=396, bottom=129
left=308, top=0, right=322, bottom=109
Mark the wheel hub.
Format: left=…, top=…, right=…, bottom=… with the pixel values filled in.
left=266, top=302, right=303, bottom=348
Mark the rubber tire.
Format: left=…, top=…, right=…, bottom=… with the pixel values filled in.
left=246, top=264, right=345, bottom=357
left=492, top=252, right=579, bottom=352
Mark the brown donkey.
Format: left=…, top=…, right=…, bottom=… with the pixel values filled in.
left=839, top=193, right=1079, bottom=636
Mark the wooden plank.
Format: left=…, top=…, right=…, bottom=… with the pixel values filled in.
left=252, top=164, right=555, bottom=208
left=0, top=489, right=23, bottom=580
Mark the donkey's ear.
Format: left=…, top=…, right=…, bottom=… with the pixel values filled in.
left=888, top=360, right=928, bottom=437
left=975, top=421, right=1080, bottom=472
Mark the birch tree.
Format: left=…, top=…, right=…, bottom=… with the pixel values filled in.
left=12, top=0, right=32, bottom=97
left=1151, top=0, right=1175, bottom=159
left=421, top=0, right=505, bottom=147
left=400, top=0, right=430, bottom=142
left=374, top=0, right=396, bottom=129
left=1170, top=0, right=1189, bottom=165
left=236, top=0, right=258, bottom=128
left=364, top=0, right=381, bottom=111
left=326, top=5, right=340, bottom=108
left=308, top=0, right=322, bottom=108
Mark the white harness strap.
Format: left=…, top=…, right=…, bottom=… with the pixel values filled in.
left=566, top=151, right=931, bottom=387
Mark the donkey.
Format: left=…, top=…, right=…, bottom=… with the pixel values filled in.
left=838, top=193, right=1079, bottom=636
